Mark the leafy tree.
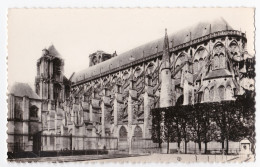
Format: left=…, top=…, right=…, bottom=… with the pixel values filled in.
left=151, top=108, right=163, bottom=148
left=151, top=89, right=255, bottom=155
left=171, top=107, right=182, bottom=154
left=178, top=105, right=193, bottom=154
left=164, top=108, right=177, bottom=153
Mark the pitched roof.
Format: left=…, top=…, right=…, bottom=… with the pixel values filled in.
left=47, top=45, right=61, bottom=57
left=204, top=69, right=232, bottom=79
left=9, top=82, right=40, bottom=99
left=72, top=18, right=233, bottom=83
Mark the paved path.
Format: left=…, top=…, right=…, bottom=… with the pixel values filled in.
left=9, top=154, right=254, bottom=163
left=87, top=154, right=255, bottom=163
left=9, top=154, right=147, bottom=163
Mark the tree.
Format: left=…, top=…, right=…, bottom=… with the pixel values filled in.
left=151, top=108, right=163, bottom=148
left=178, top=105, right=193, bottom=154
left=235, top=89, right=255, bottom=153
left=151, top=89, right=255, bottom=155
left=164, top=108, right=177, bottom=154
left=171, top=107, right=182, bottom=154
left=199, top=103, right=213, bottom=154
left=190, top=104, right=204, bottom=154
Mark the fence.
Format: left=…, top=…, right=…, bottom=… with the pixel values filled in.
left=131, top=137, right=161, bottom=154
left=7, top=133, right=118, bottom=159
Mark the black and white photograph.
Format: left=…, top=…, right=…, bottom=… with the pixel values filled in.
left=6, top=8, right=255, bottom=163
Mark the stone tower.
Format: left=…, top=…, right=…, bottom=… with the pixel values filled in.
left=160, top=29, right=172, bottom=107
left=89, top=50, right=117, bottom=67
left=35, top=45, right=65, bottom=102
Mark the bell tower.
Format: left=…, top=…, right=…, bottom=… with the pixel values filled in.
left=35, top=45, right=65, bottom=102
left=160, top=29, right=173, bottom=107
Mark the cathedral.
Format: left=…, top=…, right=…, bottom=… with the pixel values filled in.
left=7, top=18, right=254, bottom=154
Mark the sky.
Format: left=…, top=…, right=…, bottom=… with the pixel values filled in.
left=7, top=8, right=254, bottom=89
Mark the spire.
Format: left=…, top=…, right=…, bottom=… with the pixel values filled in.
left=163, top=28, right=169, bottom=51
left=162, top=28, right=170, bottom=68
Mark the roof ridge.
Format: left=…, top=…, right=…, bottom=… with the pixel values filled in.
left=72, top=18, right=236, bottom=84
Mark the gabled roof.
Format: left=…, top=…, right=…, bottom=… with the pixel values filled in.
left=72, top=18, right=233, bottom=83
left=9, top=82, right=40, bottom=99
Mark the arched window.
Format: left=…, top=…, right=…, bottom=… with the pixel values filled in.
left=218, top=85, right=225, bottom=100
left=194, top=60, right=199, bottom=74
left=214, top=55, right=219, bottom=70
left=209, top=86, right=214, bottom=101
left=219, top=53, right=225, bottom=69
left=204, top=88, right=209, bottom=102
left=194, top=47, right=208, bottom=69
left=226, top=85, right=233, bottom=100
left=119, top=126, right=127, bottom=141
left=133, top=126, right=143, bottom=138
left=29, top=105, right=38, bottom=118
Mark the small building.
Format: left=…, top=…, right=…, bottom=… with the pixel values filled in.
left=239, top=138, right=252, bottom=155
left=7, top=82, right=42, bottom=152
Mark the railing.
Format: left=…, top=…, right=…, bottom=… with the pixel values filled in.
left=131, top=138, right=160, bottom=154
left=7, top=133, right=118, bottom=159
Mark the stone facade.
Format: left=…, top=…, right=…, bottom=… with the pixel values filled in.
left=7, top=83, right=42, bottom=152
left=8, top=18, right=254, bottom=153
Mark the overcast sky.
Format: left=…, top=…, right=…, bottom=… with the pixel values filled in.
left=8, top=8, right=254, bottom=89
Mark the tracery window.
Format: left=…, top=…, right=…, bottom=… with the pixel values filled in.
left=213, top=42, right=225, bottom=70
